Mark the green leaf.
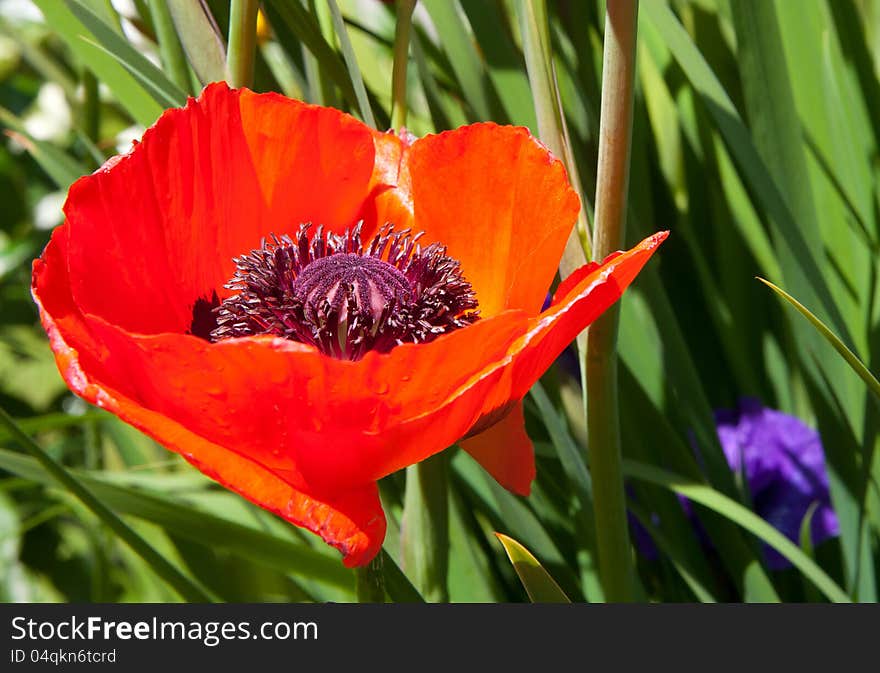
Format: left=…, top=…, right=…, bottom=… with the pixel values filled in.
left=401, top=454, right=449, bottom=602
left=0, top=326, right=70, bottom=411
left=758, top=278, right=880, bottom=402
left=495, top=533, right=570, bottom=603
left=148, top=0, right=194, bottom=93
left=31, top=0, right=163, bottom=126
left=262, top=1, right=359, bottom=110
left=529, top=381, right=602, bottom=601
left=380, top=549, right=425, bottom=603
left=627, top=501, right=717, bottom=603
left=515, top=0, right=590, bottom=267
left=421, top=0, right=493, bottom=121
left=166, top=0, right=227, bottom=85
left=326, top=0, right=376, bottom=127
left=0, top=446, right=353, bottom=595
left=452, top=452, right=584, bottom=600
left=461, top=1, right=536, bottom=129
left=642, top=0, right=851, bottom=346
left=65, top=0, right=187, bottom=109
left=0, top=107, right=86, bottom=189
left=623, top=459, right=850, bottom=603
left=0, top=408, right=215, bottom=602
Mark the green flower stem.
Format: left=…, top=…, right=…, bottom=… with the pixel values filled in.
left=226, top=0, right=260, bottom=89
left=391, top=0, right=417, bottom=130
left=586, top=0, right=640, bottom=603
left=401, top=452, right=449, bottom=602
left=149, top=0, right=193, bottom=94
left=355, top=554, right=386, bottom=603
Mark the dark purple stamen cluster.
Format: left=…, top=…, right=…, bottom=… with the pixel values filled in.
left=210, top=223, right=479, bottom=360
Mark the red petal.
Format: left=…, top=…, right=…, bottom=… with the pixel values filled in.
left=459, top=401, right=534, bottom=496
left=104, top=395, right=385, bottom=568
left=35, top=226, right=664, bottom=509
left=32, top=226, right=385, bottom=567
left=73, top=307, right=529, bottom=494
left=507, top=232, right=669, bottom=398
left=65, top=83, right=378, bottom=336
left=406, top=123, right=580, bottom=318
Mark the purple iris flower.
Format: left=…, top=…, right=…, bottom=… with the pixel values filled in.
left=633, top=398, right=839, bottom=570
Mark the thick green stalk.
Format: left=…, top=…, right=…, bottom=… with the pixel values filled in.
left=586, top=0, right=639, bottom=602
left=355, top=554, right=386, bottom=603
left=226, top=0, right=259, bottom=89
left=391, top=0, right=417, bottom=129
left=401, top=452, right=449, bottom=602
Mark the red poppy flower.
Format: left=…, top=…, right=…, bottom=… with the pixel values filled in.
left=31, top=82, right=667, bottom=567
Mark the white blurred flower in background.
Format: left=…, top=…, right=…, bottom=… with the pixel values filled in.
left=33, top=190, right=65, bottom=230
left=21, top=82, right=72, bottom=143
left=0, top=0, right=43, bottom=24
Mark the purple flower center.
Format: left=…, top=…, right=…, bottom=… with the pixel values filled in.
left=292, top=254, right=413, bottom=327
left=209, top=223, right=479, bottom=360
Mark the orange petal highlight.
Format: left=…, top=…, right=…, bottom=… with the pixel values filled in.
left=407, top=123, right=580, bottom=318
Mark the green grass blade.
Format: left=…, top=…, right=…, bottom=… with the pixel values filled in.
left=262, top=1, right=358, bottom=110
left=0, top=408, right=215, bottom=602
left=401, top=455, right=449, bottom=602
left=0, top=411, right=106, bottom=442
left=529, top=381, right=602, bottom=600
left=758, top=278, right=880, bottom=401
left=495, top=533, right=570, bottom=603
left=166, top=0, right=227, bottom=85
left=421, top=0, right=493, bottom=121
left=516, top=0, right=590, bottom=268
left=626, top=502, right=717, bottom=603
left=380, top=549, right=425, bottom=603
left=0, top=107, right=86, bottom=189
left=759, top=277, right=880, bottom=601
left=642, top=0, right=851, bottom=346
left=460, top=1, right=536, bottom=129
left=623, top=459, right=851, bottom=603
left=0, top=446, right=354, bottom=594
left=411, top=29, right=466, bottom=130
left=148, top=0, right=193, bottom=94
left=618, top=359, right=778, bottom=602
left=448, top=488, right=504, bottom=601
left=31, top=0, right=163, bottom=126
left=453, top=452, right=584, bottom=600
left=326, top=0, right=376, bottom=127
left=66, top=0, right=187, bottom=109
